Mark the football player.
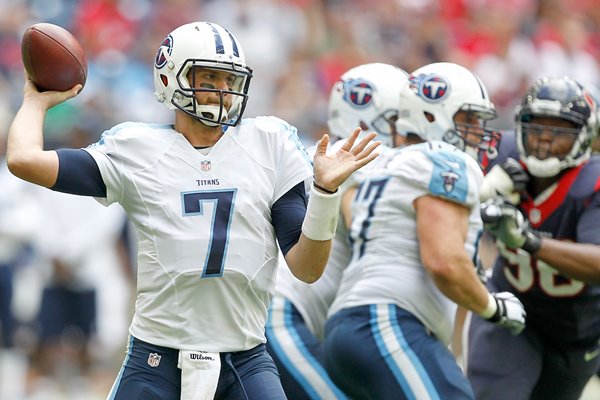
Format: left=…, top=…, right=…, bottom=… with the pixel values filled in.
left=323, top=62, right=525, bottom=400
left=265, top=62, right=409, bottom=400
left=6, top=21, right=380, bottom=399
left=465, top=76, right=600, bottom=400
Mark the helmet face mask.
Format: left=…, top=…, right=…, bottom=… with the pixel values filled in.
left=396, top=62, right=499, bottom=165
left=515, top=76, right=598, bottom=177
left=154, top=22, right=253, bottom=127
left=327, top=63, right=409, bottom=146
left=521, top=117, right=580, bottom=161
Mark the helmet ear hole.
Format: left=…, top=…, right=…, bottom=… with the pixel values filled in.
left=160, top=74, right=168, bottom=87
left=424, top=111, right=435, bottom=122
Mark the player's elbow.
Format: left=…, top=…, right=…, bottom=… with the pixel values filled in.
left=424, top=256, right=464, bottom=286
left=292, top=268, right=323, bottom=284
left=6, top=150, right=51, bottom=187
left=6, top=151, right=32, bottom=180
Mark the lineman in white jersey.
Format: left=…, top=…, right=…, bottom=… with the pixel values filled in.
left=324, top=62, right=527, bottom=400
left=266, top=63, right=409, bottom=400
left=6, top=22, right=381, bottom=400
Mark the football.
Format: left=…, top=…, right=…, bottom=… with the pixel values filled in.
left=21, top=23, right=87, bottom=92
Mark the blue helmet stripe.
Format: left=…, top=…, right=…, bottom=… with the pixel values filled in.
left=208, top=23, right=225, bottom=54
left=226, top=30, right=240, bottom=57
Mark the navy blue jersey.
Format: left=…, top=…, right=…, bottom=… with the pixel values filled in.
left=489, top=131, right=600, bottom=346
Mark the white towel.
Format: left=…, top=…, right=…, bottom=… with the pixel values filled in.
left=178, top=350, right=221, bottom=400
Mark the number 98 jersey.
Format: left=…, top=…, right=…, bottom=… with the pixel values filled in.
left=85, top=117, right=312, bottom=352
left=489, top=131, right=600, bottom=346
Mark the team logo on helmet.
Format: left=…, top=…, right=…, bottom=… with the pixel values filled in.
left=154, top=35, right=173, bottom=69
left=344, top=79, right=374, bottom=108
left=409, top=73, right=450, bottom=103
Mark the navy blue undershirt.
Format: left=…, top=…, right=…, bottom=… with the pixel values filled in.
left=52, top=149, right=306, bottom=255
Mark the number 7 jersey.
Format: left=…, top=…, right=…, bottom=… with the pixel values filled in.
left=84, top=116, right=312, bottom=352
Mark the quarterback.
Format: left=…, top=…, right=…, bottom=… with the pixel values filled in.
left=6, top=21, right=379, bottom=399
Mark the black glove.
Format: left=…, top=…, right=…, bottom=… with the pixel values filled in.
left=485, top=292, right=526, bottom=335
left=500, top=158, right=528, bottom=193
left=480, top=198, right=541, bottom=254
left=480, top=158, right=529, bottom=204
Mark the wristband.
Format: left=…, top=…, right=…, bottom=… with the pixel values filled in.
left=301, top=184, right=341, bottom=241
left=480, top=293, right=499, bottom=320
left=313, top=181, right=338, bottom=195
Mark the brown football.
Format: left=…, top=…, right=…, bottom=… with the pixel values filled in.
left=21, top=23, right=87, bottom=92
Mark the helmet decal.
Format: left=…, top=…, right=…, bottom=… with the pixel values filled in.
left=327, top=63, right=409, bottom=144
left=583, top=89, right=597, bottom=110
left=155, top=35, right=173, bottom=69
left=410, top=73, right=450, bottom=103
left=344, top=79, right=374, bottom=108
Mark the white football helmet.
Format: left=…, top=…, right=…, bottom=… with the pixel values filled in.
left=327, top=63, right=409, bottom=146
left=153, top=22, right=253, bottom=127
left=515, top=76, right=598, bottom=178
left=395, top=62, right=499, bottom=163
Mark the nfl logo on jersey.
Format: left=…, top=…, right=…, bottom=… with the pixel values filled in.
left=147, top=353, right=161, bottom=367
left=201, top=161, right=211, bottom=171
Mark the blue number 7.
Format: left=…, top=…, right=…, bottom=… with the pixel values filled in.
left=182, top=189, right=236, bottom=278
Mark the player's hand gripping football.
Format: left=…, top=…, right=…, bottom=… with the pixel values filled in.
left=486, top=292, right=526, bottom=335
left=22, top=71, right=82, bottom=111
left=480, top=198, right=541, bottom=254
left=480, top=158, right=529, bottom=204
left=312, top=128, right=380, bottom=193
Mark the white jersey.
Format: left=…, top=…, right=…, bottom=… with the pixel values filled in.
left=84, top=116, right=312, bottom=352
left=328, top=141, right=483, bottom=345
left=274, top=142, right=393, bottom=339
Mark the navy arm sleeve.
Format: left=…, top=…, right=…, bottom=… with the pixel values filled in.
left=51, top=149, right=107, bottom=197
left=272, top=181, right=307, bottom=256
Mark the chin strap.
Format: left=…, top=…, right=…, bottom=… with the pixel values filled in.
left=196, top=104, right=228, bottom=126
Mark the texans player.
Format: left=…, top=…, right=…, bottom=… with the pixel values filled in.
left=465, top=76, right=600, bottom=400
left=6, top=21, right=380, bottom=399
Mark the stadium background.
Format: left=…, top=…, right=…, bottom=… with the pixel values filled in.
left=0, top=0, right=600, bottom=398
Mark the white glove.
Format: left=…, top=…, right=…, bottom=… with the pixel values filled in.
left=480, top=158, right=529, bottom=204
left=485, top=292, right=526, bottom=335
left=480, top=198, right=541, bottom=254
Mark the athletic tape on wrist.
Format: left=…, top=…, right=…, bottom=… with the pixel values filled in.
left=301, top=184, right=341, bottom=241
left=480, top=292, right=499, bottom=320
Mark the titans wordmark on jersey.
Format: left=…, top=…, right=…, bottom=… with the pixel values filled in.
left=85, top=116, right=312, bottom=352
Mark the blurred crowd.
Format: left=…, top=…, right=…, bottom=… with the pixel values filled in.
left=1, top=0, right=600, bottom=398
left=1, top=0, right=600, bottom=146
